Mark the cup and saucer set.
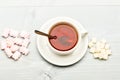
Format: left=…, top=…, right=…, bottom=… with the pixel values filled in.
left=36, top=17, right=88, bottom=66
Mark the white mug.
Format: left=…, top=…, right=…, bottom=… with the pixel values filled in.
left=45, top=17, right=88, bottom=56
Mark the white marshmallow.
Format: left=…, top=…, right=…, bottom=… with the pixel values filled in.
left=22, top=39, right=30, bottom=47
left=105, top=44, right=110, bottom=50
left=2, top=28, right=10, bottom=38
left=98, top=53, right=104, bottom=59
left=101, top=49, right=106, bottom=53
left=93, top=53, right=100, bottom=58
left=102, top=53, right=108, bottom=60
left=99, top=43, right=105, bottom=49
left=98, top=52, right=108, bottom=60
left=88, top=42, right=94, bottom=48
left=96, top=41, right=101, bottom=48
left=96, top=49, right=108, bottom=60
left=14, top=38, right=23, bottom=46
left=1, top=40, right=7, bottom=50
left=20, top=31, right=30, bottom=39
left=94, top=48, right=100, bottom=53
left=89, top=37, right=112, bottom=60
left=4, top=48, right=13, bottom=58
left=19, top=47, right=29, bottom=55
left=12, top=51, right=21, bottom=60
left=91, top=38, right=97, bottom=43
left=9, top=29, right=19, bottom=38
left=106, top=50, right=112, bottom=56
left=10, top=45, right=19, bottom=53
left=89, top=47, right=95, bottom=53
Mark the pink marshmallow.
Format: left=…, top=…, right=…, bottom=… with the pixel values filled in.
left=19, top=47, right=29, bottom=55
left=10, top=45, right=19, bottom=53
left=9, top=29, right=19, bottom=38
left=20, top=31, right=30, bottom=39
left=6, top=37, right=14, bottom=48
left=22, top=39, right=30, bottom=47
left=12, top=51, right=21, bottom=60
left=1, top=28, right=31, bottom=61
left=0, top=40, right=7, bottom=50
left=14, top=38, right=23, bottom=46
left=2, top=28, right=10, bottom=38
left=4, top=48, right=13, bottom=58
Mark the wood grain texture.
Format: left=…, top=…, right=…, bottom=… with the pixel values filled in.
left=0, top=5, right=119, bottom=80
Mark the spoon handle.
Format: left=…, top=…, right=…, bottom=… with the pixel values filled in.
left=34, top=30, right=56, bottom=39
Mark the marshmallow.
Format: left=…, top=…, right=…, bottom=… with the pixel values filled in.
left=99, top=43, right=105, bottom=49
left=88, top=38, right=112, bottom=60
left=88, top=42, right=94, bottom=48
left=10, top=45, right=19, bottom=53
left=106, top=50, right=112, bottom=56
left=22, top=39, right=30, bottom=47
left=20, top=31, right=30, bottom=39
left=98, top=52, right=108, bottom=60
left=19, top=47, right=29, bottom=55
left=96, top=41, right=101, bottom=48
left=14, top=38, right=23, bottom=46
left=12, top=51, right=21, bottom=60
left=102, top=53, right=108, bottom=60
left=98, top=53, right=104, bottom=59
left=93, top=53, right=100, bottom=58
left=9, top=29, right=19, bottom=38
left=6, top=37, right=14, bottom=48
left=91, top=38, right=97, bottom=44
left=105, top=44, right=110, bottom=50
left=1, top=28, right=31, bottom=61
left=2, top=28, right=10, bottom=38
left=1, top=40, right=7, bottom=50
left=4, top=48, right=13, bottom=58
left=100, top=49, right=106, bottom=53
left=94, top=48, right=101, bottom=53
left=89, top=47, right=95, bottom=53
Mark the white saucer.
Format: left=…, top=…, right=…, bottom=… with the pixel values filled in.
left=36, top=17, right=88, bottom=66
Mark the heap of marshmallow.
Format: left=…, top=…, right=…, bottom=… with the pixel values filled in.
left=88, top=38, right=112, bottom=60
left=1, top=28, right=30, bottom=60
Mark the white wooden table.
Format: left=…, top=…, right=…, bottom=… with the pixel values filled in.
left=0, top=0, right=120, bottom=80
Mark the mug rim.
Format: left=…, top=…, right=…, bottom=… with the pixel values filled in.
left=47, top=21, right=81, bottom=56
left=48, top=22, right=79, bottom=51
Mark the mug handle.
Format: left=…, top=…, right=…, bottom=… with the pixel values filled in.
left=81, top=27, right=88, bottom=38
